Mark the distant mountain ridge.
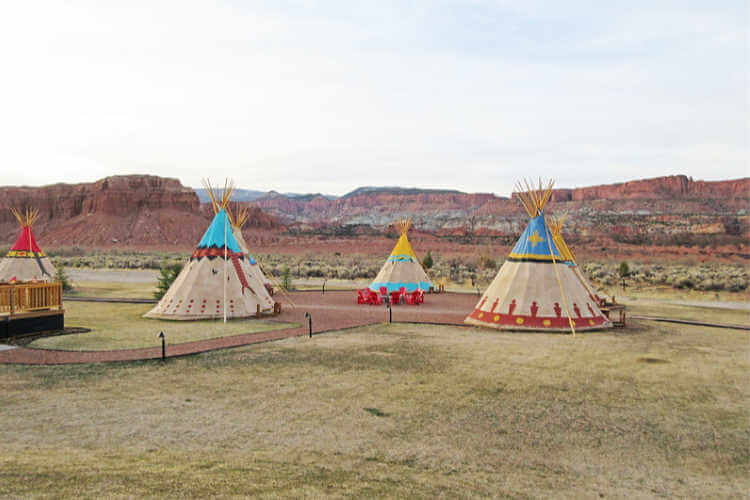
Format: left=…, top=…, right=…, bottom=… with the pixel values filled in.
left=194, top=186, right=462, bottom=202
left=0, top=174, right=746, bottom=255
left=341, top=186, right=465, bottom=198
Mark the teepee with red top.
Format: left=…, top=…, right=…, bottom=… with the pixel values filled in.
left=0, top=208, right=57, bottom=283
left=465, top=180, right=611, bottom=334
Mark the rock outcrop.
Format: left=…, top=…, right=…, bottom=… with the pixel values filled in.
left=252, top=175, right=749, bottom=238
left=0, top=175, right=281, bottom=248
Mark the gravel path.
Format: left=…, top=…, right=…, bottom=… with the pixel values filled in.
left=0, top=291, right=479, bottom=365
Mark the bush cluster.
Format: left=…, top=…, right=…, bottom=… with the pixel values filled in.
left=582, top=262, right=749, bottom=292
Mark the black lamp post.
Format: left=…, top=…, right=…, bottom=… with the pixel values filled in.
left=304, top=312, right=312, bottom=337
left=158, top=331, right=165, bottom=361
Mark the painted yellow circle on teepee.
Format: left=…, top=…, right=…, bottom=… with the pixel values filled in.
left=493, top=315, right=500, bottom=322
left=543, top=319, right=551, bottom=326
left=589, top=319, right=595, bottom=326
left=516, top=317, right=524, bottom=325
left=478, top=312, right=484, bottom=319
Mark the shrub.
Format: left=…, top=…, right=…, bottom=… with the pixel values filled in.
left=280, top=266, right=293, bottom=291
left=479, top=254, right=497, bottom=270
left=422, top=251, right=433, bottom=270
left=154, top=261, right=183, bottom=299
left=618, top=262, right=630, bottom=278
left=674, top=276, right=695, bottom=289
left=54, top=265, right=74, bottom=292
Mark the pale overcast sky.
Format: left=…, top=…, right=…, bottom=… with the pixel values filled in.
left=0, top=1, right=747, bottom=196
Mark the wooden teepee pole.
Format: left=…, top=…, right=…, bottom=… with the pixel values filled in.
left=543, top=214, right=575, bottom=336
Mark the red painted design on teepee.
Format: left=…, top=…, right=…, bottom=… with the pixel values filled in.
left=467, top=307, right=608, bottom=329
left=478, top=297, right=487, bottom=309
left=553, top=302, right=562, bottom=318
left=587, top=303, right=595, bottom=316
left=230, top=254, right=255, bottom=296
left=573, top=303, right=582, bottom=318
left=490, top=298, right=499, bottom=313
left=508, top=299, right=517, bottom=315
left=530, top=301, right=539, bottom=317
left=10, top=226, right=42, bottom=253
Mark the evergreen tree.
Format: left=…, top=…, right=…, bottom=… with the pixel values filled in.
left=618, top=261, right=630, bottom=278
left=280, top=265, right=292, bottom=291
left=422, top=251, right=434, bottom=270
left=154, top=261, right=184, bottom=299
left=54, top=265, right=73, bottom=292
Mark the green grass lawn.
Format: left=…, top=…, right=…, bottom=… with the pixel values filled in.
left=624, top=300, right=750, bottom=326
left=1, top=320, right=747, bottom=497
left=28, top=302, right=298, bottom=351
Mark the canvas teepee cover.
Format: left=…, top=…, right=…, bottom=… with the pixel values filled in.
left=0, top=208, right=57, bottom=283
left=370, top=218, right=432, bottom=293
left=547, top=213, right=606, bottom=307
left=465, top=181, right=610, bottom=332
left=144, top=201, right=274, bottom=320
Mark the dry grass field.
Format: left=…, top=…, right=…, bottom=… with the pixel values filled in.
left=28, top=302, right=297, bottom=351
left=1, top=319, right=747, bottom=497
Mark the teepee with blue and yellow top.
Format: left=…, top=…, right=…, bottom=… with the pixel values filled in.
left=465, top=180, right=610, bottom=333
left=145, top=180, right=274, bottom=320
left=370, top=218, right=432, bottom=293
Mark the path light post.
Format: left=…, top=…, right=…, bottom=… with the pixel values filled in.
left=158, top=331, right=166, bottom=361
left=387, top=302, right=392, bottom=324
left=304, top=312, right=312, bottom=338
left=322, top=279, right=327, bottom=295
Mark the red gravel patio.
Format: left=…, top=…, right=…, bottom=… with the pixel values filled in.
left=0, top=291, right=479, bottom=365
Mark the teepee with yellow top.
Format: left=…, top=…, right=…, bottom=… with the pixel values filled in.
left=465, top=180, right=610, bottom=333
left=370, top=218, right=433, bottom=293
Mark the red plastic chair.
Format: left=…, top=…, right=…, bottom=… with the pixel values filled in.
left=369, top=290, right=383, bottom=305
left=390, top=291, right=401, bottom=305
left=418, top=290, right=425, bottom=304
left=379, top=286, right=388, bottom=298
left=357, top=289, right=368, bottom=304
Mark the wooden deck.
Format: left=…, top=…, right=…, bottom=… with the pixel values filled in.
left=0, top=282, right=64, bottom=337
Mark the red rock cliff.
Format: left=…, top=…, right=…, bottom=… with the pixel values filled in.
left=0, top=175, right=280, bottom=248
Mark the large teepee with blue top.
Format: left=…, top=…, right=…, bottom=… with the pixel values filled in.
left=465, top=180, right=610, bottom=333
left=145, top=181, right=274, bottom=320
left=370, top=218, right=432, bottom=293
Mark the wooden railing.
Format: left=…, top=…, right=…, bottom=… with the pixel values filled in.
left=0, top=282, right=63, bottom=317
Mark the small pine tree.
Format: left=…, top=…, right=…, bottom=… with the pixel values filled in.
left=618, top=261, right=630, bottom=278
left=154, top=261, right=183, bottom=300
left=422, top=251, right=434, bottom=270
left=54, top=266, right=73, bottom=292
left=280, top=265, right=292, bottom=291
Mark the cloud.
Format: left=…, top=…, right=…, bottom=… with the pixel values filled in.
left=0, top=1, right=746, bottom=196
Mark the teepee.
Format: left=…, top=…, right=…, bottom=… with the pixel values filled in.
left=465, top=180, right=610, bottom=333
left=0, top=208, right=57, bottom=283
left=202, top=179, right=274, bottom=295
left=144, top=182, right=274, bottom=320
left=370, top=218, right=433, bottom=293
